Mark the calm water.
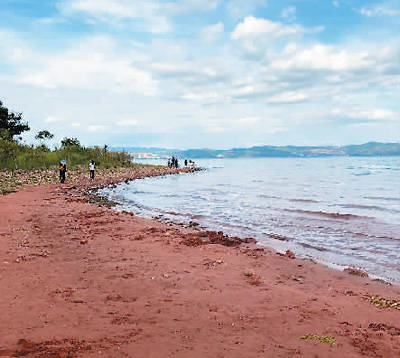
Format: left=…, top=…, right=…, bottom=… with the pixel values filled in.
left=99, top=157, right=400, bottom=283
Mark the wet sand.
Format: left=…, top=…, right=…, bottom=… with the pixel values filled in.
left=1, top=167, right=400, bottom=357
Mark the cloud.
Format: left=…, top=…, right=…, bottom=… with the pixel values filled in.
left=17, top=36, right=158, bottom=95
left=231, top=16, right=323, bottom=57
left=232, top=16, right=306, bottom=40
left=200, top=22, right=224, bottom=43
left=225, top=0, right=267, bottom=19
left=0, top=31, right=32, bottom=66
left=332, top=108, right=399, bottom=121
left=271, top=44, right=371, bottom=71
left=360, top=5, right=400, bottom=17
left=332, top=1, right=340, bottom=8
left=281, top=6, right=296, bottom=23
left=169, top=0, right=221, bottom=13
left=181, top=91, right=222, bottom=103
left=44, top=116, right=64, bottom=123
left=267, top=91, right=308, bottom=104
left=59, top=0, right=172, bottom=33
left=89, top=124, right=109, bottom=132
left=116, top=119, right=139, bottom=126
left=59, top=0, right=221, bottom=32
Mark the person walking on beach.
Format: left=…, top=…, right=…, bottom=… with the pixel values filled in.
left=59, top=160, right=66, bottom=183
left=89, top=160, right=95, bottom=180
left=184, top=159, right=188, bottom=167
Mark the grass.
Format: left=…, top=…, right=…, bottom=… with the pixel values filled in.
left=0, top=139, right=133, bottom=170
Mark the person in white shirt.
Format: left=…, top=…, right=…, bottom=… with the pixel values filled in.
left=89, top=160, right=95, bottom=180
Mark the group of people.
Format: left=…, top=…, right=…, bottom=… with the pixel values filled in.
left=168, top=156, right=179, bottom=168
left=58, top=160, right=96, bottom=183
left=185, top=159, right=197, bottom=168
left=167, top=157, right=197, bottom=169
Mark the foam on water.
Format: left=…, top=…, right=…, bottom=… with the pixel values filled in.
left=99, top=157, right=400, bottom=283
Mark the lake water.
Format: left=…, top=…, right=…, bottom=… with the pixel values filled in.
left=99, top=157, right=400, bottom=283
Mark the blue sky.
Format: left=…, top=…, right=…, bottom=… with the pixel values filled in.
left=0, top=0, right=399, bottom=149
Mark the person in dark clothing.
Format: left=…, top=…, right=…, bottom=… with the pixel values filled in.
left=59, top=161, right=66, bottom=183
left=184, top=159, right=188, bottom=167
left=89, top=160, right=95, bottom=180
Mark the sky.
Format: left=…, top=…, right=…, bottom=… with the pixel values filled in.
left=0, top=0, right=399, bottom=149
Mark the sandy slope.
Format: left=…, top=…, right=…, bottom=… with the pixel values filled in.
left=1, top=172, right=400, bottom=357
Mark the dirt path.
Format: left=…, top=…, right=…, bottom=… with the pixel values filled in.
left=1, top=182, right=400, bottom=357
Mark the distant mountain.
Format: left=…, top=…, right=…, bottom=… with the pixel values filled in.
left=111, top=142, right=400, bottom=159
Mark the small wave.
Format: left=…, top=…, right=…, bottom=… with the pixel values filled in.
left=364, top=196, right=400, bottom=203
left=289, top=198, right=319, bottom=203
left=267, top=233, right=292, bottom=241
left=340, top=203, right=400, bottom=214
left=258, top=194, right=281, bottom=199
left=353, top=172, right=371, bottom=176
left=298, top=242, right=328, bottom=252
left=286, top=209, right=368, bottom=220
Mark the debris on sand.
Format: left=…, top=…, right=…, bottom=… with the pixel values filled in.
left=300, top=334, right=337, bottom=346
left=370, top=296, right=400, bottom=310
left=344, top=268, right=369, bottom=277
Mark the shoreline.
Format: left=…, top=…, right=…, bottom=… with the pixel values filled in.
left=97, top=172, right=399, bottom=287
left=1, top=166, right=400, bottom=357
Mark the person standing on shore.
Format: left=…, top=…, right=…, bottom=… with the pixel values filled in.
left=89, top=160, right=95, bottom=180
left=59, top=160, right=66, bottom=183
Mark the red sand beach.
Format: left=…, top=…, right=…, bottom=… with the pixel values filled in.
left=1, top=167, right=400, bottom=357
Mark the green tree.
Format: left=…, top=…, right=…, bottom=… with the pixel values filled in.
left=0, top=100, right=30, bottom=140
left=35, top=130, right=54, bottom=151
left=35, top=130, right=54, bottom=141
left=61, top=137, right=81, bottom=148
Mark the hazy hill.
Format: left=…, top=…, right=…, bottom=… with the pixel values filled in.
left=111, top=142, right=400, bottom=158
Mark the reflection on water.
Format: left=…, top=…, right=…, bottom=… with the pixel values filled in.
left=99, top=157, right=400, bottom=283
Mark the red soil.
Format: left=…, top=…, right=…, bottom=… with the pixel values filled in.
left=1, top=173, right=400, bottom=357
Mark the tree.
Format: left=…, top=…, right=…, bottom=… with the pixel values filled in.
left=35, top=130, right=54, bottom=151
left=0, top=100, right=30, bottom=140
left=35, top=130, right=54, bottom=141
left=61, top=137, right=81, bottom=148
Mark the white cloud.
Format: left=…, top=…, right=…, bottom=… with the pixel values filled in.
left=0, top=31, right=31, bottom=65
left=225, top=0, right=266, bottom=19
left=59, top=0, right=221, bottom=32
left=59, top=0, right=172, bottom=33
left=17, top=36, right=158, bottom=95
left=200, top=22, right=224, bottom=43
left=44, top=116, right=64, bottom=123
left=170, top=0, right=221, bottom=13
left=267, top=91, right=308, bottom=103
left=116, top=119, right=139, bottom=126
left=236, top=116, right=263, bottom=124
left=332, top=1, right=340, bottom=8
left=89, top=124, right=109, bottom=132
left=181, top=92, right=221, bottom=103
left=231, top=16, right=323, bottom=56
left=332, top=108, right=399, bottom=121
left=360, top=5, right=400, bottom=17
left=271, top=44, right=371, bottom=71
left=281, top=6, right=296, bottom=23
left=232, top=16, right=306, bottom=40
